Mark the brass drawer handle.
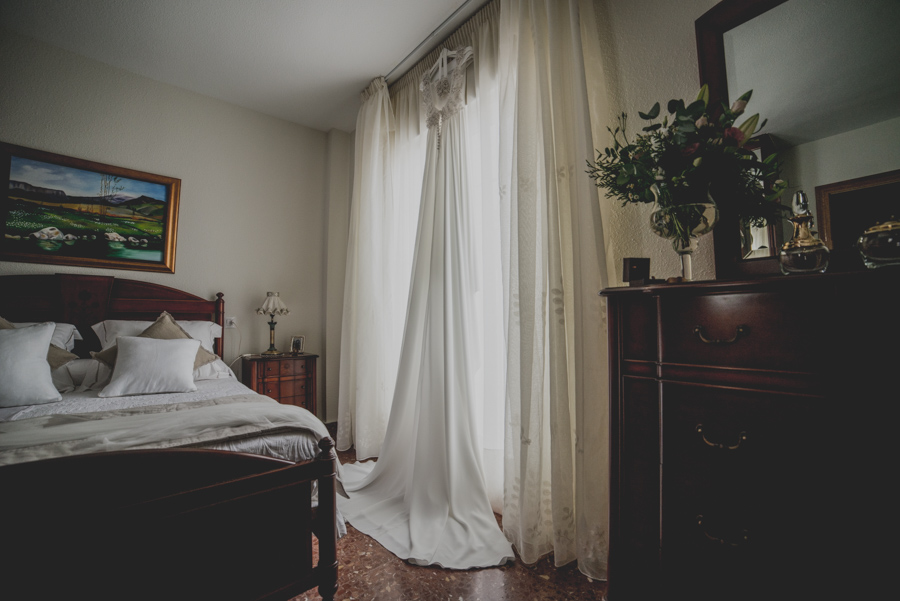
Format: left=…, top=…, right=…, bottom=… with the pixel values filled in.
left=693, top=324, right=748, bottom=344
left=696, top=515, right=749, bottom=547
left=695, top=424, right=747, bottom=450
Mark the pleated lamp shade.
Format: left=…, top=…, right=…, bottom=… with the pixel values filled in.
left=257, top=292, right=290, bottom=316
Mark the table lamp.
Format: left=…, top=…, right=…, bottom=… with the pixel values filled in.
left=256, top=291, right=289, bottom=355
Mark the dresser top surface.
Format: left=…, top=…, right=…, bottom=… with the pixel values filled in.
left=600, top=268, right=898, bottom=297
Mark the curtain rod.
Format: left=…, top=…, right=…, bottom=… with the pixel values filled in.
left=385, top=0, right=492, bottom=85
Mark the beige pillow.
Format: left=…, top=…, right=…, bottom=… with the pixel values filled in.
left=91, top=311, right=217, bottom=370
left=0, top=316, right=79, bottom=370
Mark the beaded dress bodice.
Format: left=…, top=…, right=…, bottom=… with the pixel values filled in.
left=420, top=46, right=473, bottom=148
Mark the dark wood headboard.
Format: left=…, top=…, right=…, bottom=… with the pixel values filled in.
left=0, top=273, right=224, bottom=357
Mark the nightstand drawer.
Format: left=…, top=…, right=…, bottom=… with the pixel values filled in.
left=241, top=354, right=318, bottom=416
left=280, top=378, right=308, bottom=398
left=258, top=381, right=279, bottom=398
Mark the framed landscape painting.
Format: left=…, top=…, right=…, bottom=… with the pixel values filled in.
left=0, top=142, right=180, bottom=273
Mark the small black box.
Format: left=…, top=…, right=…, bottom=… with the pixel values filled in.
left=623, top=258, right=650, bottom=284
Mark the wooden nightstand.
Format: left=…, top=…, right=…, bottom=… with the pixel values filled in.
left=241, top=353, right=318, bottom=415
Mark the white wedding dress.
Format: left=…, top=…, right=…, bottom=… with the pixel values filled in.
left=337, top=46, right=514, bottom=569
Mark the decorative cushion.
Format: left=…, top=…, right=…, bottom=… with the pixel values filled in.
left=0, top=317, right=79, bottom=370
left=91, top=312, right=217, bottom=371
left=98, top=337, right=201, bottom=397
left=0, top=323, right=63, bottom=407
left=91, top=317, right=221, bottom=353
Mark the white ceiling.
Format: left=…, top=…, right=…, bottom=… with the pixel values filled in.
left=0, top=0, right=485, bottom=133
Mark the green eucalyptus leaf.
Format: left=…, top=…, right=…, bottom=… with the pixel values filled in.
left=642, top=123, right=662, bottom=132
left=638, top=102, right=661, bottom=120
left=685, top=99, right=706, bottom=116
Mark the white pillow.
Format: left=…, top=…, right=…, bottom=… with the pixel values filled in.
left=78, top=359, right=113, bottom=392
left=99, top=337, right=200, bottom=398
left=10, top=321, right=83, bottom=352
left=92, top=319, right=222, bottom=353
left=78, top=357, right=234, bottom=391
left=52, top=358, right=99, bottom=393
left=0, top=323, right=63, bottom=407
left=194, top=358, right=236, bottom=381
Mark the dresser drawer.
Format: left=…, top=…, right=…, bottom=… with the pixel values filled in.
left=660, top=381, right=827, bottom=598
left=659, top=291, right=828, bottom=373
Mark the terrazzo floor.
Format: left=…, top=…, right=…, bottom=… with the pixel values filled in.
left=294, top=438, right=607, bottom=601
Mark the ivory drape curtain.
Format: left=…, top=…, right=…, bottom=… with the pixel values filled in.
left=337, top=77, right=418, bottom=460
left=337, top=0, right=610, bottom=581
left=498, top=0, right=609, bottom=578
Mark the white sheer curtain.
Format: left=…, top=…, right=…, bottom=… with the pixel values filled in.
left=498, top=0, right=609, bottom=579
left=337, top=77, right=418, bottom=459
left=338, top=0, right=609, bottom=581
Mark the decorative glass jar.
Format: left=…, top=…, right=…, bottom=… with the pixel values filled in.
left=780, top=191, right=829, bottom=275
left=858, top=217, right=900, bottom=268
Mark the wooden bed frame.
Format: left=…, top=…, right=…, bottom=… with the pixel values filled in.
left=0, top=273, right=338, bottom=601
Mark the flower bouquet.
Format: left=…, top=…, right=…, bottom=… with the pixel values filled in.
left=587, top=85, right=788, bottom=277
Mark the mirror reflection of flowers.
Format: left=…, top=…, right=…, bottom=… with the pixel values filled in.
left=587, top=85, right=789, bottom=240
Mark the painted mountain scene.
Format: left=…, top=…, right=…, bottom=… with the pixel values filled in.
left=4, top=155, right=169, bottom=264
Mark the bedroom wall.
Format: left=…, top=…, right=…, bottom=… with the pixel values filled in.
left=0, top=29, right=339, bottom=420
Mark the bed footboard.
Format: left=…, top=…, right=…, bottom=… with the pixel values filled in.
left=0, top=438, right=338, bottom=601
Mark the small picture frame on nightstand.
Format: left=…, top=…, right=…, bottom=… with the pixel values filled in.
left=289, top=335, right=305, bottom=355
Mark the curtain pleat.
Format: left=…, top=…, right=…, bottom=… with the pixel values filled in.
left=497, top=0, right=609, bottom=578
left=337, top=77, right=417, bottom=459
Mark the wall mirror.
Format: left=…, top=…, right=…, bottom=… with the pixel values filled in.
left=696, top=0, right=900, bottom=278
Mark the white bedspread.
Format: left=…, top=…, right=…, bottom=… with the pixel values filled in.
left=0, top=383, right=348, bottom=536
left=0, top=378, right=346, bottom=502
left=0, top=393, right=325, bottom=463
left=0, top=378, right=255, bottom=421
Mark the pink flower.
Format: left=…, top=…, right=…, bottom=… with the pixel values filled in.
left=722, top=127, right=745, bottom=145
left=731, top=99, right=747, bottom=114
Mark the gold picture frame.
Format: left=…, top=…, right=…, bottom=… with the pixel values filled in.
left=1, top=142, right=180, bottom=273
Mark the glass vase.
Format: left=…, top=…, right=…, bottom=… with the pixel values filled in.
left=649, top=199, right=718, bottom=281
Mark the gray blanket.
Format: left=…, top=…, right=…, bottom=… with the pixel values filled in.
left=0, top=394, right=332, bottom=467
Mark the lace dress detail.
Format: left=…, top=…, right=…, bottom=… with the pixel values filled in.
left=420, top=46, right=473, bottom=149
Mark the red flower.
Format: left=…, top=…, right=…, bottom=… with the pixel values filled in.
left=680, top=142, right=700, bottom=157
left=723, top=127, right=745, bottom=146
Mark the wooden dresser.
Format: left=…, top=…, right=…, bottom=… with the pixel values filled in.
left=241, top=353, right=318, bottom=416
left=602, top=270, right=896, bottom=600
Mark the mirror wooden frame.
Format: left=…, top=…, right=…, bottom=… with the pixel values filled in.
left=815, top=168, right=900, bottom=271
left=695, top=0, right=788, bottom=279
